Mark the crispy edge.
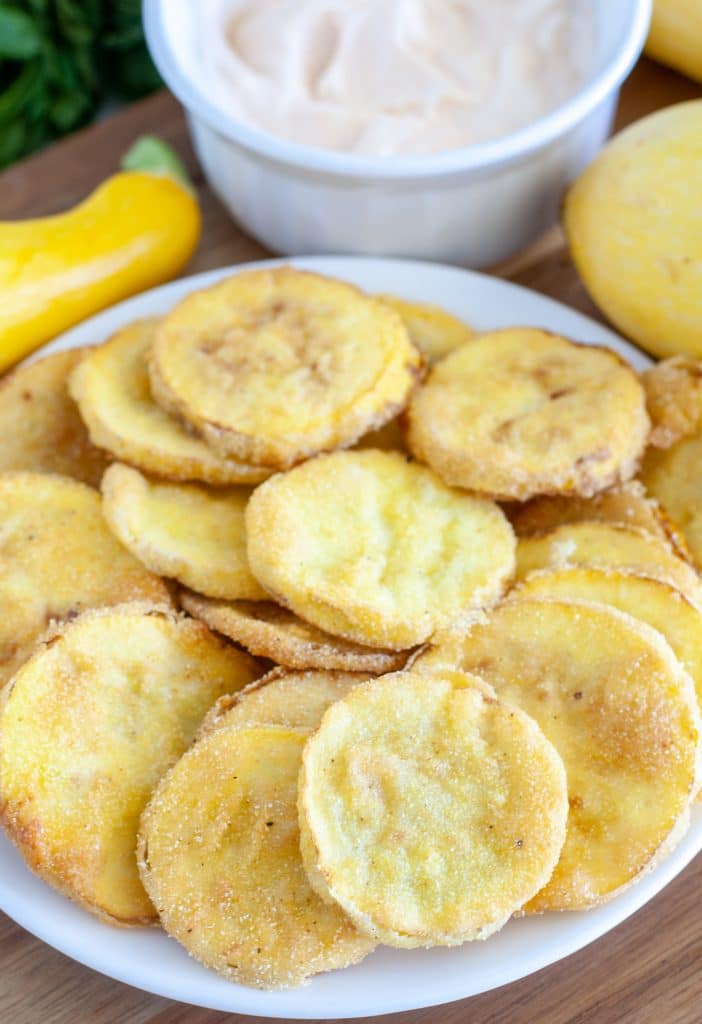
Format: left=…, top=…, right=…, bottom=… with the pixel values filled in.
left=180, top=590, right=410, bottom=673
left=68, top=319, right=271, bottom=485
left=148, top=269, right=423, bottom=469
left=407, top=330, right=650, bottom=501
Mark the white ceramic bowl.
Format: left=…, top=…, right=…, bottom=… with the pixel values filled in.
left=144, top=0, right=651, bottom=267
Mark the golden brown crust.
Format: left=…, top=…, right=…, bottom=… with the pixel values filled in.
left=0, top=604, right=260, bottom=925
left=148, top=268, right=422, bottom=468
left=138, top=725, right=374, bottom=988
left=507, top=480, right=667, bottom=540
left=69, top=319, right=270, bottom=485
left=0, top=472, right=171, bottom=690
left=375, top=294, right=473, bottom=364
left=514, top=520, right=702, bottom=605
left=505, top=480, right=694, bottom=566
left=641, top=433, right=702, bottom=570
left=0, top=348, right=109, bottom=486
left=180, top=591, right=410, bottom=673
left=245, top=449, right=516, bottom=649
left=407, top=328, right=650, bottom=501
left=510, top=567, right=702, bottom=741
left=298, top=669, right=568, bottom=946
left=415, top=599, right=700, bottom=911
left=102, top=464, right=266, bottom=601
left=644, top=355, right=702, bottom=448
left=196, top=668, right=366, bottom=737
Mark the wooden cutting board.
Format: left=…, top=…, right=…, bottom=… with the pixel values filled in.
left=0, top=57, right=701, bottom=1024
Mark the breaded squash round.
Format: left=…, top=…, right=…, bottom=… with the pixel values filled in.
left=0, top=472, right=169, bottom=690
left=69, top=320, right=269, bottom=485
left=644, top=356, right=702, bottom=448
left=376, top=294, right=473, bottom=364
left=515, top=521, right=702, bottom=604
left=138, top=725, right=374, bottom=989
left=246, top=450, right=516, bottom=649
left=419, top=600, right=700, bottom=911
left=0, top=605, right=260, bottom=925
left=407, top=329, right=649, bottom=501
left=198, top=669, right=364, bottom=737
left=513, top=568, right=702, bottom=718
left=642, top=433, right=702, bottom=567
left=298, top=669, right=568, bottom=947
left=102, top=464, right=266, bottom=601
left=505, top=480, right=677, bottom=546
left=180, top=592, right=409, bottom=673
left=0, top=348, right=109, bottom=486
left=148, top=268, right=421, bottom=468
left=564, top=101, right=702, bottom=360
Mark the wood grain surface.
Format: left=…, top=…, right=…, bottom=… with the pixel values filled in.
left=1, top=57, right=701, bottom=1024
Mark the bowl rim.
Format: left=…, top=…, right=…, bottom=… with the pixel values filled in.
left=144, top=0, right=652, bottom=181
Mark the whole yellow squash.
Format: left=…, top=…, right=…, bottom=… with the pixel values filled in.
left=563, top=100, right=702, bottom=361
left=646, top=0, right=702, bottom=83
left=0, top=137, right=201, bottom=373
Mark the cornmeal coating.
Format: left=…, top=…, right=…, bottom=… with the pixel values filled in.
left=102, top=464, right=266, bottom=601
left=407, top=328, right=649, bottom=501
left=197, top=668, right=365, bottom=737
left=415, top=599, right=701, bottom=911
left=641, top=433, right=702, bottom=569
left=148, top=268, right=421, bottom=468
left=513, top=568, right=702, bottom=732
left=69, top=319, right=269, bottom=485
left=138, top=726, right=374, bottom=988
left=246, top=450, right=516, bottom=649
left=0, top=605, right=259, bottom=924
left=644, top=356, right=702, bottom=448
left=376, top=294, right=473, bottom=364
left=0, top=472, right=170, bottom=690
left=181, top=592, right=409, bottom=673
left=299, top=669, right=568, bottom=946
left=505, top=480, right=688, bottom=558
left=514, top=520, right=702, bottom=604
left=0, top=348, right=109, bottom=486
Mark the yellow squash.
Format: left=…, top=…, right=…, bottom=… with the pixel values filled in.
left=646, top=0, right=702, bottom=83
left=563, top=100, right=702, bottom=360
left=0, top=137, right=201, bottom=373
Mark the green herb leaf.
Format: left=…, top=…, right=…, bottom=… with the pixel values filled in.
left=0, top=8, right=42, bottom=59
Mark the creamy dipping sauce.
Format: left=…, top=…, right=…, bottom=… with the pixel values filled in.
left=200, top=0, right=596, bottom=157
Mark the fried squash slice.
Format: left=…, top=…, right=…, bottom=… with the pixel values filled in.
left=0, top=348, right=109, bottom=486
left=376, top=294, right=473, bottom=364
left=505, top=479, right=686, bottom=555
left=416, top=600, right=701, bottom=911
left=69, top=320, right=269, bottom=485
left=138, top=725, right=374, bottom=989
left=643, top=355, right=702, bottom=448
left=181, top=592, right=409, bottom=673
left=0, top=605, right=260, bottom=925
left=298, top=669, right=568, bottom=947
left=641, top=433, right=702, bottom=568
left=407, top=328, right=649, bottom=501
left=513, top=567, right=702, bottom=727
left=197, top=668, right=364, bottom=738
left=246, top=450, right=516, bottom=649
left=102, top=464, right=266, bottom=601
left=0, top=472, right=169, bottom=689
left=515, top=521, right=702, bottom=604
left=148, top=268, right=421, bottom=468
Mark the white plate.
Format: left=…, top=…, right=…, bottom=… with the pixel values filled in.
left=3, top=256, right=696, bottom=1021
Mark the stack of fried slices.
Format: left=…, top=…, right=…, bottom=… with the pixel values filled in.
left=0, top=267, right=700, bottom=990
